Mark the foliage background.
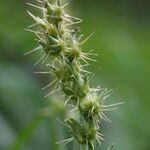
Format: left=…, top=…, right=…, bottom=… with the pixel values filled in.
left=0, top=0, right=150, bottom=150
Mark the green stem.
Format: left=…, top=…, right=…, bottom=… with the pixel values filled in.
left=8, top=115, right=43, bottom=150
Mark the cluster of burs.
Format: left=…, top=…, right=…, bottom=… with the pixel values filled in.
left=26, top=0, right=119, bottom=149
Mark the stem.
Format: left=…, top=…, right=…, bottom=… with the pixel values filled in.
left=8, top=115, right=43, bottom=150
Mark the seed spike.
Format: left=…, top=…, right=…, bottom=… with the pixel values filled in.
left=78, top=34, right=84, bottom=41
left=42, top=78, right=58, bottom=90
left=62, top=3, right=69, bottom=8
left=89, top=66, right=101, bottom=82
left=63, top=16, right=73, bottom=23
left=24, top=28, right=37, bottom=34
left=36, top=0, right=44, bottom=3
left=65, top=20, right=83, bottom=26
left=48, top=35, right=59, bottom=43
left=101, top=112, right=112, bottom=123
left=34, top=54, right=46, bottom=66
left=96, top=137, right=102, bottom=146
left=103, top=102, right=125, bottom=108
left=41, top=55, right=48, bottom=65
left=81, top=69, right=93, bottom=75
left=24, top=46, right=42, bottom=56
left=81, top=56, right=90, bottom=65
left=101, top=87, right=119, bottom=101
left=90, top=88, right=101, bottom=92
left=65, top=14, right=83, bottom=21
left=98, top=132, right=105, bottom=137
left=34, top=71, right=52, bottom=74
left=82, top=52, right=98, bottom=56
left=27, top=23, right=38, bottom=28
left=35, top=33, right=46, bottom=43
left=81, top=54, right=97, bottom=62
left=80, top=32, right=95, bottom=45
left=27, top=3, right=44, bottom=10
left=97, top=134, right=105, bottom=141
left=107, top=144, right=114, bottom=150
left=44, top=83, right=59, bottom=97
left=81, top=63, right=90, bottom=67
left=64, top=96, right=72, bottom=106
left=55, top=137, right=74, bottom=145
left=102, top=107, right=117, bottom=112
left=57, top=118, right=69, bottom=128
left=27, top=10, right=45, bottom=25
left=27, top=10, right=38, bottom=22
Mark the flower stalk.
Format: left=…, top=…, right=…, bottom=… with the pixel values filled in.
left=26, top=0, right=123, bottom=149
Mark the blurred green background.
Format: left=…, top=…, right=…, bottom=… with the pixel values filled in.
left=0, top=0, right=150, bottom=150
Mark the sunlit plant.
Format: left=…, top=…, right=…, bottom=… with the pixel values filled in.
left=25, top=0, right=123, bottom=149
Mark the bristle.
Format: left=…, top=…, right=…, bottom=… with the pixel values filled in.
left=24, top=46, right=42, bottom=56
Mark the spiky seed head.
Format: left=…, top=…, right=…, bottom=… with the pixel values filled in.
left=26, top=0, right=120, bottom=149
left=66, top=118, right=99, bottom=145
left=79, top=94, right=101, bottom=120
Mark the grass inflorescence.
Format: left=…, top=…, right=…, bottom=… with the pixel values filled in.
left=25, top=0, right=123, bottom=149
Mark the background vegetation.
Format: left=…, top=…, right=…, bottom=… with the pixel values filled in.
left=0, top=0, right=150, bottom=150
